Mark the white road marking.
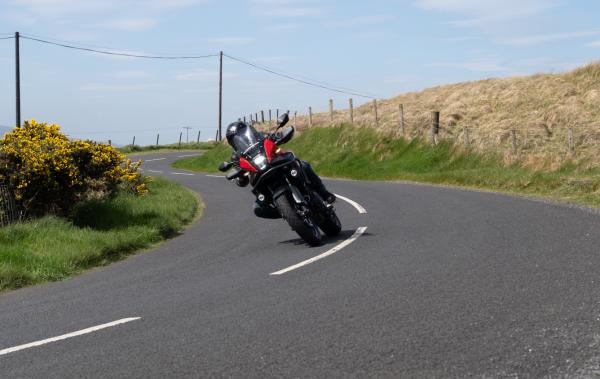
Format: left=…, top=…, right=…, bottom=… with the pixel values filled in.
left=270, top=226, right=368, bottom=275
left=177, top=154, right=201, bottom=158
left=206, top=174, right=224, bottom=178
left=148, top=170, right=163, bottom=173
left=0, top=317, right=141, bottom=356
left=143, top=158, right=167, bottom=162
left=170, top=172, right=195, bottom=176
left=335, top=193, right=367, bottom=214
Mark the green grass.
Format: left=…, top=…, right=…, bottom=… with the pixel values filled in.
left=0, top=178, right=201, bottom=292
left=172, top=124, right=600, bottom=208
left=119, top=141, right=217, bottom=155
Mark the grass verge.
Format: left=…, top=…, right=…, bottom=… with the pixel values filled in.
left=172, top=124, right=600, bottom=208
left=0, top=178, right=201, bottom=292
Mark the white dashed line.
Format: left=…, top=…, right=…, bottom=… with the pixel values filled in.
left=143, top=158, right=167, bottom=162
left=0, top=317, right=141, bottom=356
left=206, top=174, right=224, bottom=178
left=335, top=193, right=367, bottom=214
left=177, top=154, right=201, bottom=158
left=148, top=170, right=163, bottom=173
left=270, top=226, right=368, bottom=275
left=170, top=172, right=195, bottom=176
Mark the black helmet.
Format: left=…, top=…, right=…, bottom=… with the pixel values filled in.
left=225, top=121, right=247, bottom=147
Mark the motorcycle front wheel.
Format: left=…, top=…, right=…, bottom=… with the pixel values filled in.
left=320, top=210, right=342, bottom=236
left=274, top=195, right=322, bottom=246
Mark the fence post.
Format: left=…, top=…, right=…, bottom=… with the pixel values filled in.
left=276, top=109, right=279, bottom=119
left=349, top=98, right=354, bottom=124
left=132, top=136, right=135, bottom=147
left=156, top=133, right=159, bottom=146
left=179, top=132, right=182, bottom=148
left=431, top=111, right=440, bottom=144
left=373, top=99, right=379, bottom=127
left=294, top=111, right=297, bottom=127
left=399, top=104, right=404, bottom=136
left=261, top=110, right=265, bottom=123
left=511, top=129, right=517, bottom=155
left=197, top=130, right=201, bottom=143
left=568, top=127, right=575, bottom=154
left=108, top=139, right=111, bottom=146
left=329, top=99, right=334, bottom=122
left=255, top=113, right=258, bottom=122
left=463, top=127, right=470, bottom=147
left=309, top=106, right=313, bottom=127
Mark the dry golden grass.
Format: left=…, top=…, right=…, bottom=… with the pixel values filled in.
left=268, top=62, right=600, bottom=169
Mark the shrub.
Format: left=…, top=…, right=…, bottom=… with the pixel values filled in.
left=0, top=120, right=147, bottom=217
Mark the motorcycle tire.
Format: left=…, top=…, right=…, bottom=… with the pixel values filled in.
left=274, top=195, right=322, bottom=246
left=320, top=210, right=342, bottom=236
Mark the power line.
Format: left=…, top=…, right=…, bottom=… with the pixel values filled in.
left=20, top=35, right=219, bottom=60
left=223, top=53, right=377, bottom=99
left=0, top=36, right=14, bottom=40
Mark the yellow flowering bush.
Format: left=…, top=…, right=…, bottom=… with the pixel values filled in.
left=0, top=120, right=147, bottom=216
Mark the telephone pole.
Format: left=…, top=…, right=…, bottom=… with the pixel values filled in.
left=218, top=50, right=223, bottom=141
left=15, top=31, right=21, bottom=128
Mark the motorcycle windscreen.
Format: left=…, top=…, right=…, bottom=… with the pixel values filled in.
left=231, top=124, right=264, bottom=154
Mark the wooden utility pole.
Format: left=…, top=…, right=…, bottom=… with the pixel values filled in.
left=218, top=51, right=223, bottom=141
left=349, top=98, right=354, bottom=124
left=399, top=104, right=405, bottom=136
left=15, top=32, right=21, bottom=128
left=329, top=99, right=334, bottom=122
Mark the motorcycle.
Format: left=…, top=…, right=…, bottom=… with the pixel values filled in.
left=218, top=113, right=341, bottom=246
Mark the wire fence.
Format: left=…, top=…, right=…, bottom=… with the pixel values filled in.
left=243, top=99, right=600, bottom=166
left=0, top=184, right=18, bottom=227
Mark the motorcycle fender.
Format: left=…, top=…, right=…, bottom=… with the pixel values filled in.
left=271, top=184, right=304, bottom=204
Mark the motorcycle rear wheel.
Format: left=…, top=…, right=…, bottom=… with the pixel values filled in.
left=275, top=196, right=322, bottom=246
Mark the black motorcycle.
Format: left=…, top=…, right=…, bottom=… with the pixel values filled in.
left=218, top=113, right=341, bottom=246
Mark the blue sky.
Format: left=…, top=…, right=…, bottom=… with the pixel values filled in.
left=0, top=0, right=599, bottom=145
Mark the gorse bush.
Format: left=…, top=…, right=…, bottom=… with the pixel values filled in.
left=0, top=120, right=147, bottom=217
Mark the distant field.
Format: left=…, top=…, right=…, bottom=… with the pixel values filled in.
left=173, top=124, right=600, bottom=209
left=119, top=141, right=217, bottom=155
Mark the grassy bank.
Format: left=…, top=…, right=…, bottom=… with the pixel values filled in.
left=172, top=124, right=600, bottom=208
left=0, top=178, right=200, bottom=292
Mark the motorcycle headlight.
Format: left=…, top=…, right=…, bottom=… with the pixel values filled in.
left=252, top=154, right=268, bottom=170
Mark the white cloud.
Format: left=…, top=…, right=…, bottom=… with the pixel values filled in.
left=111, top=70, right=151, bottom=79
left=265, top=23, right=299, bottom=32
left=504, top=29, right=600, bottom=46
left=430, top=58, right=511, bottom=72
left=415, top=0, right=557, bottom=19
left=252, top=0, right=322, bottom=17
left=80, top=82, right=161, bottom=92
left=206, top=36, right=255, bottom=46
left=588, top=40, right=600, bottom=47
left=263, top=7, right=321, bottom=17
left=97, top=17, right=159, bottom=31
left=175, top=68, right=236, bottom=81
left=328, top=15, right=395, bottom=28
left=6, top=0, right=204, bottom=30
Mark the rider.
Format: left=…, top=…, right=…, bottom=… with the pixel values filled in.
left=225, top=120, right=335, bottom=219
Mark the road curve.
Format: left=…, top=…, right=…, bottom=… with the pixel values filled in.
left=1, top=152, right=600, bottom=378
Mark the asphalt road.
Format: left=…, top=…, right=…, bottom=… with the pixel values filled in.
left=1, top=151, right=600, bottom=378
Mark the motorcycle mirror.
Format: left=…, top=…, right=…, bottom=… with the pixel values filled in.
left=218, top=161, right=233, bottom=172
left=276, top=112, right=289, bottom=129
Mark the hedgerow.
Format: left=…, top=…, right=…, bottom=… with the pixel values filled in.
left=0, top=120, right=147, bottom=217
